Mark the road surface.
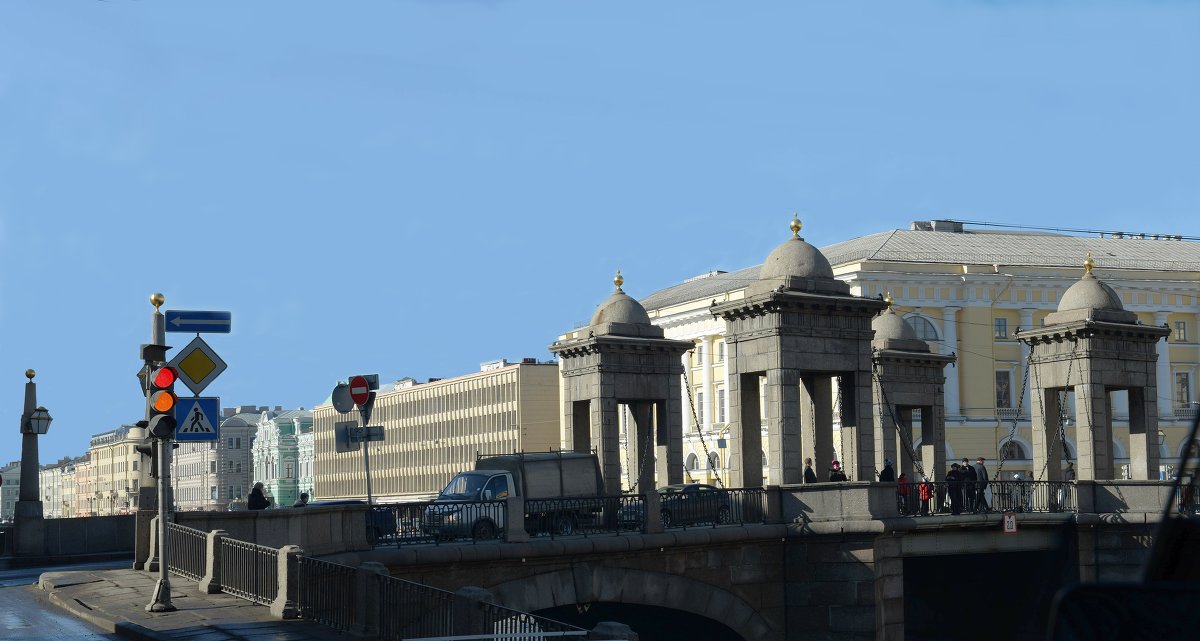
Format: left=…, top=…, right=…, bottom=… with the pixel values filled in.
left=0, top=560, right=126, bottom=640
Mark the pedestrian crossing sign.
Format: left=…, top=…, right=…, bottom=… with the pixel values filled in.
left=175, top=397, right=220, bottom=441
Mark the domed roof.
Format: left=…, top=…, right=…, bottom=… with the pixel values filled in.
left=1057, top=254, right=1124, bottom=313
left=872, top=308, right=921, bottom=342
left=589, top=271, right=654, bottom=333
left=759, top=216, right=835, bottom=282
left=871, top=295, right=931, bottom=353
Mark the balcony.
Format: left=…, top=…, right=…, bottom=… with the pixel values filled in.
left=1174, top=403, right=1198, bottom=420
left=996, top=407, right=1022, bottom=422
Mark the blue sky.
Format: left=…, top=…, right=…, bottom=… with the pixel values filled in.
left=2, top=1, right=1198, bottom=465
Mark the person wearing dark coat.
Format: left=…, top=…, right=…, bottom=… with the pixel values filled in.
left=829, top=460, right=848, bottom=482
left=960, top=458, right=978, bottom=512
left=803, top=457, right=819, bottom=484
left=248, top=482, right=271, bottom=510
left=879, top=459, right=896, bottom=483
left=946, top=464, right=964, bottom=515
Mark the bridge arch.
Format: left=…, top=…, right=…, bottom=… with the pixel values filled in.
left=487, top=564, right=778, bottom=641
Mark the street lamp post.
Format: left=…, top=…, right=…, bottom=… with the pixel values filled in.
left=15, top=369, right=52, bottom=556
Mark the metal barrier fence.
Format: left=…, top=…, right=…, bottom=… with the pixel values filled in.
left=527, top=494, right=643, bottom=538
left=479, top=600, right=589, bottom=640
left=377, top=573, right=457, bottom=641
left=164, top=522, right=207, bottom=582
left=219, top=536, right=279, bottom=605
left=896, top=480, right=1076, bottom=516
left=297, top=556, right=358, bottom=632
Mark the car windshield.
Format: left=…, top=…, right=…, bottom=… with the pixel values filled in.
left=438, top=473, right=488, bottom=499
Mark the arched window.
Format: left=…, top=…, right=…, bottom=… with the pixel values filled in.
left=904, top=315, right=940, bottom=341
left=1000, top=440, right=1028, bottom=461
left=708, top=452, right=720, bottom=470
left=685, top=453, right=699, bottom=470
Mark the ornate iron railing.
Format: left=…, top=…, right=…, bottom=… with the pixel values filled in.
left=479, top=600, right=588, bottom=639
left=219, top=536, right=279, bottom=605
left=526, top=494, right=642, bottom=538
left=900, top=480, right=1076, bottom=515
left=164, top=521, right=207, bottom=582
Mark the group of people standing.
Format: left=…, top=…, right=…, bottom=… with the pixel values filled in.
left=801, top=455, right=993, bottom=517
left=943, top=457, right=990, bottom=515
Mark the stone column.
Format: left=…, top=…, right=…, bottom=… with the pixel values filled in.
left=592, top=396, right=622, bottom=495
left=871, top=372, right=898, bottom=477
left=764, top=368, right=802, bottom=485
left=729, top=372, right=763, bottom=488
left=802, top=376, right=836, bottom=481
left=852, top=371, right=877, bottom=482
left=198, top=529, right=228, bottom=594
left=627, top=402, right=656, bottom=494
left=1126, top=388, right=1159, bottom=480
left=1019, top=308, right=1035, bottom=415
left=1155, top=311, right=1172, bottom=418
left=921, top=404, right=947, bottom=481
left=15, top=376, right=45, bottom=556
left=1075, top=378, right=1114, bottom=481
left=942, top=306, right=961, bottom=417
left=656, top=390, right=683, bottom=487
left=270, top=545, right=302, bottom=619
left=1032, top=388, right=1063, bottom=482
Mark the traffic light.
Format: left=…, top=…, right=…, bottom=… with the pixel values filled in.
left=134, top=440, right=157, bottom=478
left=147, top=366, right=178, bottom=439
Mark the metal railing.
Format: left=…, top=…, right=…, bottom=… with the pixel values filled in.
left=297, top=556, right=358, bottom=632
left=219, top=536, right=279, bottom=605
left=899, top=480, right=1076, bottom=516
left=479, top=601, right=588, bottom=639
left=164, top=521, right=207, bottom=582
left=377, top=574, right=457, bottom=641
left=527, top=494, right=642, bottom=538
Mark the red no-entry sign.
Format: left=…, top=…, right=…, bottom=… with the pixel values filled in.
left=349, top=375, right=370, bottom=406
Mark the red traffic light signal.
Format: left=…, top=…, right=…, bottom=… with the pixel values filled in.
left=147, top=366, right=178, bottom=439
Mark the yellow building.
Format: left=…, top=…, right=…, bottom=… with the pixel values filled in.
left=642, top=220, right=1199, bottom=482
left=84, top=425, right=147, bottom=515
left=313, top=361, right=560, bottom=501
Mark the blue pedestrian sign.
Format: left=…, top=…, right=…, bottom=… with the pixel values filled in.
left=165, top=310, right=232, bottom=334
left=175, top=397, right=221, bottom=441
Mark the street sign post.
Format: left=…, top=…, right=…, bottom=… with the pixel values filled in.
left=350, top=425, right=385, bottom=443
left=168, top=336, right=228, bottom=396
left=334, top=420, right=361, bottom=453
left=174, top=397, right=221, bottom=441
left=349, top=375, right=370, bottom=406
left=165, top=310, right=232, bottom=334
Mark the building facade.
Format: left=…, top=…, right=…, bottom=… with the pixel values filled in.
left=641, top=220, right=1200, bottom=483
left=85, top=425, right=146, bottom=516
left=313, top=361, right=560, bottom=502
left=38, top=461, right=78, bottom=519
left=1, top=461, right=19, bottom=522
left=173, top=405, right=267, bottom=511
left=251, top=409, right=313, bottom=508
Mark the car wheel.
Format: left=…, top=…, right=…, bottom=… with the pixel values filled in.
left=473, top=520, right=496, bottom=541
left=716, top=506, right=730, bottom=524
left=554, top=515, right=575, bottom=537
left=660, top=509, right=672, bottom=528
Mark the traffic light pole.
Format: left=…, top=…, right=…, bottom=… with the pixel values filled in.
left=145, top=294, right=176, bottom=613
left=360, top=404, right=374, bottom=506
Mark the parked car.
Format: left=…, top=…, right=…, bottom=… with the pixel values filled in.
left=307, top=499, right=397, bottom=544
left=619, top=483, right=733, bottom=528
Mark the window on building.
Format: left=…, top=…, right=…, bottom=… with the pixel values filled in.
left=227, top=438, right=233, bottom=449
left=1177, top=372, right=1192, bottom=408
left=1000, top=441, right=1028, bottom=461
left=904, top=316, right=940, bottom=341
left=696, top=392, right=705, bottom=424
left=994, top=318, right=1008, bottom=340
left=995, top=371, right=1012, bottom=409
left=210, top=486, right=217, bottom=499
left=210, top=461, right=216, bottom=473
left=717, top=389, right=726, bottom=424
left=285, top=463, right=294, bottom=478
left=708, top=451, right=720, bottom=470
left=685, top=453, right=698, bottom=470
left=717, top=342, right=725, bottom=362
left=1175, top=321, right=1188, bottom=343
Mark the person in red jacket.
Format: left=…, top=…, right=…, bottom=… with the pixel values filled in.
left=897, top=472, right=911, bottom=514
left=918, top=476, right=935, bottom=515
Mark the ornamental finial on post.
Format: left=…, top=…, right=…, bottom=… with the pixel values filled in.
left=614, top=270, right=624, bottom=292
left=25, top=369, right=35, bottom=380
left=885, top=292, right=894, bottom=310
left=1083, top=252, right=1094, bottom=275
left=150, top=292, right=165, bottom=312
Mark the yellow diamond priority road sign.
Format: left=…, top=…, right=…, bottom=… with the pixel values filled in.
left=168, top=336, right=227, bottom=396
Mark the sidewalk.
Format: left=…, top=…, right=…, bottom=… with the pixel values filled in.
left=37, top=568, right=332, bottom=641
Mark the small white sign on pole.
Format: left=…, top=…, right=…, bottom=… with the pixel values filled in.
left=1003, top=511, right=1018, bottom=534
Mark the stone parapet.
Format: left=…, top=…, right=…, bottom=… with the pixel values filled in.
left=176, top=504, right=370, bottom=555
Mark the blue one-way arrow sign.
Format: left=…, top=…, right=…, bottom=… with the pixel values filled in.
left=165, top=310, right=232, bottom=334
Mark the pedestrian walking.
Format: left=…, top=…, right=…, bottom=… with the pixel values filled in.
left=973, top=457, right=990, bottom=513
left=829, top=460, right=848, bottom=482
left=804, top=457, right=818, bottom=484
left=879, top=459, right=895, bottom=482
left=919, top=476, right=934, bottom=515
left=960, top=457, right=977, bottom=512
left=897, top=472, right=910, bottom=514
left=946, top=464, right=964, bottom=515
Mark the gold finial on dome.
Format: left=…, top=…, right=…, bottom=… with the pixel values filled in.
left=25, top=369, right=36, bottom=380
left=1083, top=252, right=1094, bottom=275
left=885, top=291, right=894, bottom=309
left=789, top=213, right=802, bottom=238
left=150, top=292, right=165, bottom=311
left=614, top=270, right=624, bottom=292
